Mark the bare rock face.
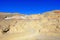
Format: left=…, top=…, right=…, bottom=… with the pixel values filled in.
left=0, top=10, right=60, bottom=40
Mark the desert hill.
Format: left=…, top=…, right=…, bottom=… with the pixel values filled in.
left=0, top=10, right=60, bottom=40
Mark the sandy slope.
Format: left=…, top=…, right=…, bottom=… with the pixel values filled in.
left=0, top=10, right=60, bottom=40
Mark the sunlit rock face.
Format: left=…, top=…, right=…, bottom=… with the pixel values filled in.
left=0, top=10, right=60, bottom=40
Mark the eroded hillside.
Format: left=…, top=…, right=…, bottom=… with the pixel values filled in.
left=0, top=10, right=60, bottom=40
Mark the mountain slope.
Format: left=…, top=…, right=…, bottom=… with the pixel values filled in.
left=0, top=10, right=60, bottom=40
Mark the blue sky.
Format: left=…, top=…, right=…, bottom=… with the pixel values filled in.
left=0, top=0, right=60, bottom=15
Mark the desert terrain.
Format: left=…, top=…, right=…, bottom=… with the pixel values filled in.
left=0, top=10, right=60, bottom=40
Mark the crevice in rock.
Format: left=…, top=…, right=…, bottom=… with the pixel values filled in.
left=2, top=25, right=10, bottom=34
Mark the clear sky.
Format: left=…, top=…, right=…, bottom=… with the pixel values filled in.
left=0, top=0, right=60, bottom=15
